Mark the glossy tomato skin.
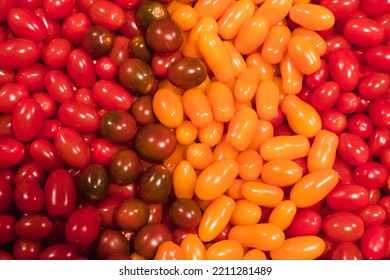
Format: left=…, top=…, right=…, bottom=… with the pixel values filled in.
left=353, top=162, right=389, bottom=189
left=310, top=81, right=340, bottom=111
left=346, top=113, right=374, bottom=139
left=61, top=12, right=92, bottom=45
left=80, top=25, right=114, bottom=59
left=285, top=210, right=323, bottom=238
left=14, top=162, right=46, bottom=187
left=95, top=196, right=122, bottom=229
left=320, top=108, right=347, bottom=135
left=11, top=99, right=44, bottom=143
left=44, top=69, right=74, bottom=103
left=34, top=8, right=62, bottom=43
left=343, top=18, right=385, bottom=47
left=169, top=198, right=202, bottom=229
left=332, top=242, right=363, bottom=260
left=114, top=199, right=150, bottom=231
left=54, top=127, right=91, bottom=169
left=328, top=48, right=360, bottom=92
left=76, top=163, right=110, bottom=201
left=0, top=38, right=40, bottom=70
left=319, top=0, right=359, bottom=20
left=358, top=72, right=389, bottom=100
left=322, top=211, right=364, bottom=243
left=7, top=8, right=47, bottom=42
left=0, top=83, right=29, bottom=113
left=367, top=127, right=390, bottom=157
left=65, top=205, right=101, bottom=247
left=39, top=243, right=78, bottom=260
left=368, top=98, right=390, bottom=129
left=58, top=101, right=100, bottom=134
left=15, top=215, right=52, bottom=240
left=43, top=0, right=75, bottom=20
left=0, top=176, right=12, bottom=213
left=133, top=223, right=172, bottom=259
left=90, top=138, right=125, bottom=167
left=99, top=110, right=138, bottom=144
left=30, top=91, right=56, bottom=119
left=44, top=169, right=77, bottom=219
left=360, top=225, right=389, bottom=260
left=88, top=0, right=125, bottom=30
left=326, top=183, right=369, bottom=211
left=337, top=133, right=370, bottom=166
left=29, top=139, right=65, bottom=172
left=354, top=204, right=387, bottom=228
left=67, top=48, right=97, bottom=88
left=109, top=148, right=143, bottom=185
left=14, top=181, right=45, bottom=214
left=137, top=164, right=172, bottom=204
left=12, top=238, right=42, bottom=260
left=0, top=214, right=17, bottom=247
left=0, top=138, right=26, bottom=169
left=130, top=95, right=157, bottom=126
left=92, top=79, right=133, bottom=111
left=95, top=229, right=131, bottom=259
left=365, top=45, right=390, bottom=72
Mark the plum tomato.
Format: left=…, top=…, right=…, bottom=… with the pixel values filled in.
left=167, top=57, right=207, bottom=89
left=326, top=183, right=369, bottom=211
left=15, top=215, right=52, bottom=241
left=337, top=133, right=370, bottom=166
left=368, top=98, right=390, bottom=129
left=346, top=113, right=374, bottom=140
left=38, top=243, right=78, bottom=260
left=76, top=163, right=110, bottom=201
left=65, top=205, right=101, bottom=247
left=137, top=164, right=172, bottom=204
left=88, top=0, right=125, bottom=30
left=285, top=210, right=323, bottom=238
left=130, top=95, right=157, bottom=126
left=109, top=148, right=143, bottom=185
left=360, top=225, right=389, bottom=260
left=353, top=161, right=389, bottom=189
left=12, top=238, right=42, bottom=260
left=0, top=138, right=26, bottom=169
left=115, top=199, right=150, bottom=231
left=0, top=176, right=12, bottom=213
left=14, top=181, right=45, bottom=215
left=146, top=18, right=184, bottom=53
left=80, top=25, right=114, bottom=59
left=168, top=198, right=202, bottom=230
left=332, top=242, right=363, bottom=260
left=0, top=38, right=40, bottom=70
left=322, top=211, right=364, bottom=243
left=99, top=110, right=137, bottom=144
left=0, top=214, right=17, bottom=247
left=135, top=0, right=170, bottom=30
left=354, top=204, right=387, bottom=228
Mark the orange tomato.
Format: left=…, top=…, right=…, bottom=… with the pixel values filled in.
left=223, top=40, right=247, bottom=76
left=233, top=67, right=259, bottom=103
left=197, top=120, right=224, bottom=147
left=152, top=88, right=184, bottom=128
left=280, top=52, right=303, bottom=94
left=248, top=119, right=274, bottom=151
left=268, top=200, right=297, bottom=230
left=280, top=94, right=322, bottom=138
left=186, top=142, right=214, bottom=170
left=290, top=168, right=339, bottom=208
left=288, top=35, right=321, bottom=75
left=242, top=249, right=267, bottom=260
left=254, top=0, right=293, bottom=27
left=213, top=135, right=239, bottom=161
left=182, top=88, right=214, bottom=128
left=205, top=81, right=235, bottom=123
left=175, top=120, right=198, bottom=146
left=198, top=195, right=236, bottom=242
left=163, top=144, right=187, bottom=172
left=205, top=240, right=244, bottom=260
left=242, top=181, right=284, bottom=207
left=226, top=178, right=246, bottom=200
left=236, top=149, right=263, bottom=181
left=195, top=159, right=239, bottom=200
left=307, top=129, right=339, bottom=172
left=289, top=3, right=335, bottom=31
left=255, top=79, right=280, bottom=121
left=170, top=4, right=198, bottom=32
left=246, top=52, right=274, bottom=82
left=230, top=199, right=262, bottom=225
left=154, top=241, right=184, bottom=260
left=259, top=135, right=310, bottom=161
left=193, top=0, right=234, bottom=20
left=181, top=233, right=206, bottom=260
left=261, top=25, right=291, bottom=64
left=228, top=223, right=285, bottom=251
left=270, top=236, right=326, bottom=260
left=234, top=15, right=269, bottom=55
left=172, top=160, right=197, bottom=199
left=292, top=27, right=327, bottom=56
left=261, top=159, right=303, bottom=187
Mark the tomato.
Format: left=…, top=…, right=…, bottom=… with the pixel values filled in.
left=270, top=235, right=325, bottom=260
left=34, top=8, right=62, bottom=42
left=88, top=0, right=125, bottom=30
left=337, top=133, right=370, bottom=166
left=115, top=199, right=149, bottom=231
left=15, top=215, right=52, bottom=241
left=336, top=91, right=360, bottom=114
left=346, top=113, right=374, bottom=140
left=14, top=181, right=45, bottom=214
left=354, top=161, right=389, bottom=189
left=95, top=56, right=117, bottom=80
left=365, top=45, right=390, bottom=72
left=44, top=69, right=74, bottom=103
left=66, top=48, right=97, bottom=88
left=0, top=250, right=13, bottom=260
left=29, top=139, right=64, bottom=172
left=0, top=214, right=17, bottom=247
left=92, top=79, right=133, bottom=111
left=359, top=0, right=390, bottom=18
left=76, top=163, right=110, bottom=201
left=0, top=83, right=29, bottom=113
left=12, top=238, right=42, bottom=260
left=328, top=48, right=360, bottom=92
left=44, top=169, right=77, bottom=219
left=109, top=148, right=143, bottom=185
left=319, top=0, right=359, bottom=20
left=133, top=223, right=172, bottom=259
left=39, top=243, right=78, bottom=260
left=167, top=57, right=207, bottom=90
left=99, top=110, right=137, bottom=144
left=61, top=12, right=92, bottom=45
left=326, top=183, right=369, bottom=211
left=368, top=98, right=390, bottom=129
left=343, top=18, right=385, bottom=47
left=65, top=205, right=101, bottom=247
left=358, top=72, right=389, bottom=100
left=0, top=68, right=15, bottom=86
left=0, top=38, right=40, bottom=70
left=95, top=229, right=131, bottom=259
left=169, top=198, right=202, bottom=229
left=30, top=91, right=56, bottom=119
left=95, top=197, right=121, bottom=229
left=367, top=128, right=390, bottom=157
left=354, top=204, right=387, bottom=228
left=80, top=25, right=114, bottom=60
left=58, top=101, right=100, bottom=134
left=43, top=0, right=75, bottom=20
left=7, top=8, right=46, bottom=42
left=360, top=225, right=389, bottom=260
left=0, top=175, right=12, bottom=213
left=146, top=18, right=184, bottom=54
left=322, top=211, right=364, bottom=242
left=310, top=81, right=340, bottom=112
left=332, top=242, right=363, bottom=260
left=11, top=98, right=43, bottom=143
left=135, top=1, right=170, bottom=30
left=285, top=210, right=322, bottom=238
left=137, top=164, right=172, bottom=204
left=15, top=162, right=46, bottom=187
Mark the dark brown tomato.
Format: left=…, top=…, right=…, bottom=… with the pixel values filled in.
left=117, top=58, right=155, bottom=95
left=109, top=149, right=143, bottom=185
left=133, top=223, right=172, bottom=259
left=95, top=196, right=122, bottom=229
left=146, top=18, right=184, bottom=53
left=167, top=57, right=207, bottom=89
left=80, top=25, right=114, bottom=59
left=99, top=110, right=138, bottom=144
left=134, top=123, right=177, bottom=162
left=168, top=198, right=202, bottom=229
left=135, top=0, right=170, bottom=30
left=95, top=229, right=131, bottom=260
left=130, top=35, right=153, bottom=62
left=115, top=198, right=150, bottom=231
left=76, top=163, right=110, bottom=201
left=137, top=164, right=172, bottom=204
left=130, top=95, right=157, bottom=126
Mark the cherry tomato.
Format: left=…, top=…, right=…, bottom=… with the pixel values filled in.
left=12, top=238, right=42, bottom=260
left=360, top=225, right=389, bottom=260
left=337, top=133, right=370, bottom=166
left=368, top=98, right=390, bottom=129
left=332, top=242, right=363, bottom=260
left=15, top=215, right=52, bottom=241
left=61, top=12, right=92, bottom=45
left=322, top=211, right=364, bottom=242
left=0, top=214, right=17, bottom=247
left=7, top=8, right=46, bottom=42
left=95, top=229, right=131, bottom=259
left=365, top=45, right=390, bottom=72
left=14, top=181, right=45, bottom=214
left=0, top=83, right=29, bottom=113
left=355, top=204, right=387, bottom=228
left=44, top=69, right=74, bottom=103
left=92, top=79, right=133, bottom=111
left=326, top=183, right=369, bottom=211
left=67, top=48, right=97, bottom=88
left=0, top=176, right=12, bottom=213
left=285, top=210, right=322, bottom=238
left=343, top=18, right=385, bottom=47
left=39, top=243, right=78, bottom=260
left=0, top=38, right=40, bottom=70
left=354, top=161, right=389, bottom=189
left=88, top=0, right=125, bottom=30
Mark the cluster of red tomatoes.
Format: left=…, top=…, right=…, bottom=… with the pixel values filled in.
left=0, top=0, right=390, bottom=260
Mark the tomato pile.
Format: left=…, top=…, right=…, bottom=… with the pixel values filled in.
left=0, top=0, right=390, bottom=260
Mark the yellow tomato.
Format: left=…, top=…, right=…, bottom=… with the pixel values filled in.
left=186, top=143, right=214, bottom=170
left=226, top=178, right=246, bottom=200
left=248, top=119, right=274, bottom=151
left=246, top=52, right=274, bottom=82
left=213, top=135, right=239, bottom=161
left=223, top=40, right=247, bottom=76
left=175, top=120, right=198, bottom=146
left=292, top=27, right=327, bottom=56
left=280, top=52, right=303, bottom=94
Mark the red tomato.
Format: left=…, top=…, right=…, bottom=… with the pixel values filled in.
left=380, top=146, right=390, bottom=170
left=355, top=204, right=387, bottom=228
left=354, top=161, right=389, bottom=189
left=379, top=196, right=390, bottom=225
left=65, top=205, right=101, bottom=247
left=95, top=196, right=122, bottom=229
left=376, top=13, right=390, bottom=42
left=119, top=9, right=143, bottom=39
left=42, top=38, right=73, bottom=69
left=14, top=162, right=46, bottom=187
left=88, top=0, right=125, bottom=30
left=360, top=225, right=389, bottom=260
left=34, top=8, right=62, bottom=42
left=368, top=98, right=390, bottom=129
left=346, top=113, right=374, bottom=139
left=0, top=38, right=40, bottom=70
left=90, top=138, right=125, bottom=167
left=44, top=69, right=75, bottom=103
left=44, top=169, right=77, bottom=219
left=67, top=48, right=97, bottom=88
left=12, top=238, right=42, bottom=260
left=0, top=214, right=17, bottom=246
left=14, top=181, right=45, bottom=214
left=322, top=211, right=364, bottom=242
left=95, top=56, right=117, bottom=80
left=43, top=0, right=75, bottom=20
left=335, top=91, right=359, bottom=114
left=36, top=119, right=63, bottom=141
left=358, top=72, right=389, bottom=100
left=0, top=68, right=15, bottom=86
left=39, top=243, right=78, bottom=260
left=365, top=45, right=390, bottom=72
left=310, top=81, right=340, bottom=111
left=0, top=176, right=12, bottom=213
left=11, top=99, right=44, bottom=143
left=107, top=182, right=137, bottom=200
left=367, top=127, right=390, bottom=157
left=29, top=139, right=65, bottom=172
left=0, top=138, right=26, bottom=169
left=92, top=79, right=133, bottom=111
left=332, top=242, right=363, bottom=260
left=305, top=59, right=329, bottom=89
left=337, top=132, right=370, bottom=166
left=0, top=114, right=12, bottom=138
left=16, top=63, right=49, bottom=93
left=0, top=250, right=13, bottom=260
left=113, top=0, right=140, bottom=9
left=58, top=100, right=100, bottom=134
left=285, top=210, right=323, bottom=238
left=328, top=48, right=360, bottom=92
left=7, top=8, right=47, bottom=42
left=319, top=0, right=359, bottom=20
left=359, top=0, right=390, bottom=18
left=0, top=83, right=29, bottom=113
left=324, top=34, right=351, bottom=58
left=61, top=12, right=92, bottom=45
left=319, top=108, right=347, bottom=135
left=326, top=183, right=369, bottom=211
left=30, top=91, right=57, bottom=119
left=15, top=215, right=52, bottom=240
left=343, top=18, right=385, bottom=47
left=54, top=127, right=91, bottom=169
left=0, top=0, right=17, bottom=23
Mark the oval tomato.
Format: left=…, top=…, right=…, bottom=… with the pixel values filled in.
left=0, top=138, right=26, bottom=169
left=322, top=211, right=364, bottom=243
left=7, top=8, right=47, bottom=42
left=67, top=48, right=97, bottom=88
left=0, top=38, right=40, bottom=70
left=326, top=183, right=369, bottom=211
left=15, top=215, right=52, bottom=240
